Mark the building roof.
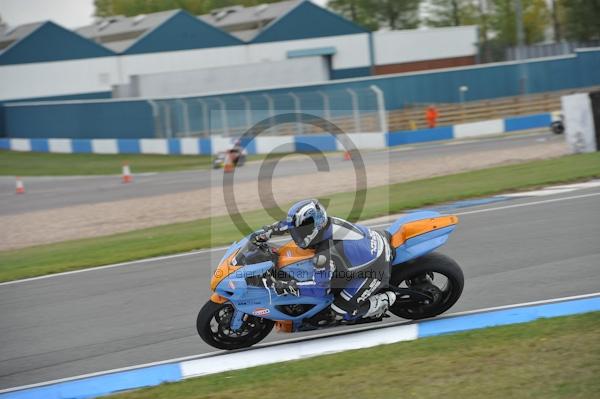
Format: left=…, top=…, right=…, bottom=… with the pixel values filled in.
left=0, top=22, right=45, bottom=52
left=251, top=0, right=368, bottom=43
left=76, top=10, right=179, bottom=52
left=77, top=9, right=243, bottom=54
left=0, top=21, right=114, bottom=65
left=0, top=0, right=366, bottom=62
left=122, top=10, right=243, bottom=55
left=199, top=0, right=300, bottom=41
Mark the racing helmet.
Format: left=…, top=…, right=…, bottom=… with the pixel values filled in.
left=286, top=199, right=328, bottom=249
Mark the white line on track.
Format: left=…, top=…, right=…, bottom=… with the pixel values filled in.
left=1, top=190, right=598, bottom=287
left=1, top=291, right=597, bottom=394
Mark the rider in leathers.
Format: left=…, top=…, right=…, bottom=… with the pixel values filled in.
left=253, top=199, right=397, bottom=320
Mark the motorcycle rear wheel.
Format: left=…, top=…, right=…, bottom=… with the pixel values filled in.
left=197, top=300, right=274, bottom=350
left=389, top=252, right=464, bottom=320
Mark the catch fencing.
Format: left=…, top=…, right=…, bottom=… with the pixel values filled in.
left=148, top=85, right=387, bottom=139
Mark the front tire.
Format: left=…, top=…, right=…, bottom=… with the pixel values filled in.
left=196, top=301, right=274, bottom=350
left=389, top=252, right=464, bottom=320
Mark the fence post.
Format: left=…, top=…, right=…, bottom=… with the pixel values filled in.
left=346, top=88, right=361, bottom=133
left=176, top=99, right=191, bottom=136
left=215, top=98, right=229, bottom=136
left=240, top=95, right=252, bottom=133
left=161, top=102, right=173, bottom=139
left=263, top=94, right=277, bottom=135
left=369, top=85, right=388, bottom=134
left=289, top=92, right=303, bottom=135
left=318, top=91, right=331, bottom=122
left=195, top=99, right=209, bottom=137
left=146, top=99, right=162, bottom=138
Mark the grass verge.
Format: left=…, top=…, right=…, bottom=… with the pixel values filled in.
left=0, top=150, right=298, bottom=176
left=0, top=150, right=213, bottom=175
left=109, top=312, right=600, bottom=399
left=0, top=152, right=599, bottom=282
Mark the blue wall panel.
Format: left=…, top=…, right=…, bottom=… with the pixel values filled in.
left=5, top=101, right=154, bottom=139
left=199, top=138, right=212, bottom=154
left=504, top=113, right=551, bottom=132
left=330, top=67, right=371, bottom=80
left=575, top=50, right=600, bottom=88
left=168, top=139, right=181, bottom=155
left=387, top=127, right=454, bottom=146
left=29, top=139, right=49, bottom=152
left=117, top=139, right=140, bottom=153
left=0, top=138, right=9, bottom=149
left=295, top=134, right=337, bottom=152
left=71, top=139, right=92, bottom=153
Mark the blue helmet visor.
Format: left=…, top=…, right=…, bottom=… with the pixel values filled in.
left=290, top=217, right=315, bottom=248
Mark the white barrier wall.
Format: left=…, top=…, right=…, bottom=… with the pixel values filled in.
left=0, top=56, right=119, bottom=101
left=373, top=26, right=478, bottom=66
left=132, top=57, right=329, bottom=97
left=561, top=93, right=597, bottom=153
left=453, top=119, right=504, bottom=138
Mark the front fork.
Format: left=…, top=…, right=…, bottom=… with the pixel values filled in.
left=230, top=307, right=245, bottom=331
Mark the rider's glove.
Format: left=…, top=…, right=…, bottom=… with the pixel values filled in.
left=252, top=227, right=272, bottom=243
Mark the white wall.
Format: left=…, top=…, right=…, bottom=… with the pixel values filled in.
left=117, top=45, right=248, bottom=82
left=374, top=26, right=478, bottom=66
left=0, top=56, right=119, bottom=101
left=132, top=56, right=329, bottom=97
left=248, top=33, right=371, bottom=70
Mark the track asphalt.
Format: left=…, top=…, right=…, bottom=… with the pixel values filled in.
left=0, top=184, right=598, bottom=389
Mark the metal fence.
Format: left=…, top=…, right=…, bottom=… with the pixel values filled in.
left=505, top=41, right=600, bottom=61
left=147, top=85, right=387, bottom=138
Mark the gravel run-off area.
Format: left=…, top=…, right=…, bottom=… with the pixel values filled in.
left=1, top=139, right=569, bottom=250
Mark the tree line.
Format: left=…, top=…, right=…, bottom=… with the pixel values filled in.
left=94, top=0, right=600, bottom=56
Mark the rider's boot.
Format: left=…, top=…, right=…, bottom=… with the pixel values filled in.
left=362, top=291, right=397, bottom=318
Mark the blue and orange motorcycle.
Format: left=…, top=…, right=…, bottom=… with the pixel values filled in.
left=197, top=210, right=464, bottom=350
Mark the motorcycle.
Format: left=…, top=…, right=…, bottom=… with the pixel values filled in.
left=197, top=210, right=464, bottom=350
left=212, top=148, right=246, bottom=169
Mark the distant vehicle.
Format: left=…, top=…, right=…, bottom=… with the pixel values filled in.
left=212, top=140, right=246, bottom=169
left=196, top=210, right=464, bottom=350
left=551, top=113, right=565, bottom=135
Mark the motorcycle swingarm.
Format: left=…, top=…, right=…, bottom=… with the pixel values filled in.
left=387, top=287, right=435, bottom=303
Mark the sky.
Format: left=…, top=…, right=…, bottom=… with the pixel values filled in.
left=0, top=0, right=328, bottom=29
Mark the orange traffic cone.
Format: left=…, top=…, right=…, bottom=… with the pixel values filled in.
left=15, top=177, right=25, bottom=194
left=343, top=150, right=352, bottom=161
left=122, top=163, right=133, bottom=183
left=223, top=152, right=235, bottom=173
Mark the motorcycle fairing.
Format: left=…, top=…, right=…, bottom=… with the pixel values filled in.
left=386, top=211, right=458, bottom=265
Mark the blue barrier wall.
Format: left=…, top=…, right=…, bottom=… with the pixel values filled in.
left=5, top=100, right=155, bottom=139
left=0, top=91, right=112, bottom=137
left=3, top=49, right=599, bottom=139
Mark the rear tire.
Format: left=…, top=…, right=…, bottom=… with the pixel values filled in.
left=389, top=252, right=464, bottom=320
left=196, top=300, right=274, bottom=350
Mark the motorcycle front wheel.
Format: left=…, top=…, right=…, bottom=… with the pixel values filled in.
left=196, top=300, right=274, bottom=350
left=389, top=252, right=464, bottom=320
